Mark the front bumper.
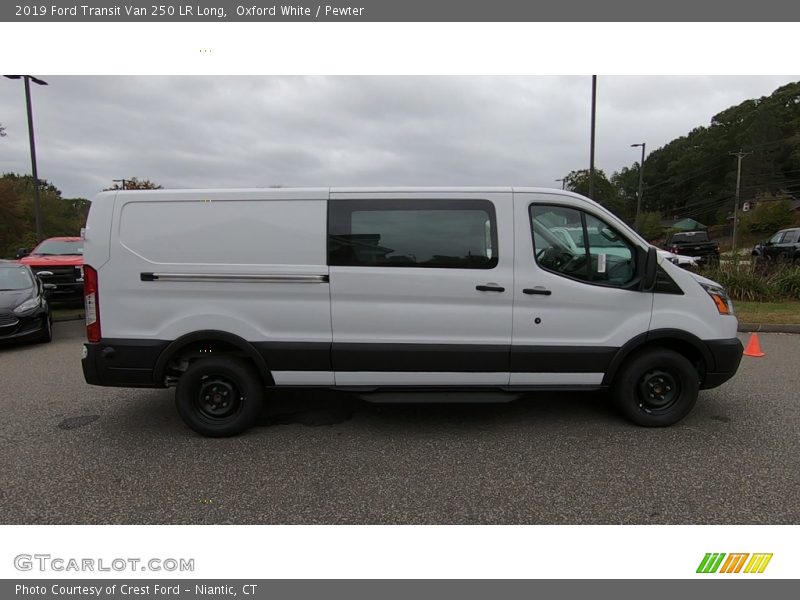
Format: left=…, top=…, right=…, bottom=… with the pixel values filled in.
left=700, top=337, right=744, bottom=389
left=0, top=310, right=48, bottom=345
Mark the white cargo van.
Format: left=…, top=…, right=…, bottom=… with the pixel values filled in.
left=81, top=187, right=743, bottom=436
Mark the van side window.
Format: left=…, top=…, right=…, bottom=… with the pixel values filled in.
left=530, top=205, right=635, bottom=287
left=328, top=199, right=498, bottom=269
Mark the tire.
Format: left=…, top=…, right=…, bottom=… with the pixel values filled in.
left=612, top=348, right=699, bottom=427
left=175, top=357, right=265, bottom=437
left=38, top=315, right=53, bottom=343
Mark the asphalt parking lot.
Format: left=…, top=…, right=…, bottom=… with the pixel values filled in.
left=1, top=320, right=797, bottom=524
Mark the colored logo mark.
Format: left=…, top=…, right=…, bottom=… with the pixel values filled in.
left=696, top=553, right=773, bottom=574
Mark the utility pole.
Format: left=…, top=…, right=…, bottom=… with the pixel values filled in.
left=729, top=149, right=752, bottom=256
left=631, top=142, right=646, bottom=231
left=589, top=75, right=597, bottom=200
left=113, top=179, right=129, bottom=190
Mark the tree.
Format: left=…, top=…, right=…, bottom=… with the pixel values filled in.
left=564, top=168, right=629, bottom=219
left=0, top=173, right=88, bottom=257
left=0, top=123, right=6, bottom=137
left=610, top=165, right=640, bottom=220
left=637, top=211, right=665, bottom=242
left=618, top=81, right=800, bottom=225
left=103, top=177, right=163, bottom=191
left=740, top=194, right=800, bottom=234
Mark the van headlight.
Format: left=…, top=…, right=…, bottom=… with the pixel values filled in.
left=13, top=297, right=41, bottom=316
left=701, top=283, right=734, bottom=315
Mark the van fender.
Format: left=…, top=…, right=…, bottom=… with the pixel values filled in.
left=154, top=330, right=273, bottom=385
left=602, top=329, right=713, bottom=386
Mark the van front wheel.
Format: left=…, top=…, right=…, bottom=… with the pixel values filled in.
left=613, top=348, right=699, bottom=427
left=176, top=357, right=265, bottom=437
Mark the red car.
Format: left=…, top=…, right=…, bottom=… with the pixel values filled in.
left=17, top=236, right=84, bottom=297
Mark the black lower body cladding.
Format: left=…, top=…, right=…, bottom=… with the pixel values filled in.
left=82, top=337, right=744, bottom=389
left=82, top=339, right=169, bottom=387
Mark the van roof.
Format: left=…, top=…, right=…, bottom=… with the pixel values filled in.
left=92, top=186, right=591, bottom=199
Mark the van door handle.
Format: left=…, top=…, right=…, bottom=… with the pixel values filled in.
left=476, top=284, right=505, bottom=292
left=523, top=287, right=552, bottom=296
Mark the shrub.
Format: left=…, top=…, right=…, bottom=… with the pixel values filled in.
left=708, top=267, right=776, bottom=301
left=771, top=267, right=800, bottom=299
left=699, top=262, right=800, bottom=302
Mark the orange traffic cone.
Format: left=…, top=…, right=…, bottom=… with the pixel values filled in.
left=743, top=333, right=765, bottom=358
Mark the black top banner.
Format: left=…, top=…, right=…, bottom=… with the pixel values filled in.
left=4, top=0, right=800, bottom=21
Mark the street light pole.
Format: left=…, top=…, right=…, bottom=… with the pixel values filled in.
left=589, top=75, right=597, bottom=200
left=555, top=178, right=566, bottom=190
left=631, top=142, right=646, bottom=231
left=4, top=75, right=48, bottom=242
left=113, top=179, right=129, bottom=190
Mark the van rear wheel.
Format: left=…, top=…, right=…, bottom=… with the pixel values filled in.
left=176, top=357, right=265, bottom=437
left=613, top=348, right=699, bottom=427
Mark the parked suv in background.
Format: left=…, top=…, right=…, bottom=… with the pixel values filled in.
left=751, top=228, right=800, bottom=264
left=663, top=230, right=720, bottom=266
left=17, top=237, right=84, bottom=297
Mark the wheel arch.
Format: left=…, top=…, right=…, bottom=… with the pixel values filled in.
left=154, top=330, right=274, bottom=386
left=603, top=329, right=712, bottom=386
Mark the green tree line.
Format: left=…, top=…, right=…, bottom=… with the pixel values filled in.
left=566, top=80, right=800, bottom=239
left=0, top=175, right=162, bottom=259
left=0, top=173, right=89, bottom=258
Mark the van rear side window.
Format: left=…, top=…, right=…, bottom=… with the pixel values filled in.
left=328, top=199, right=498, bottom=269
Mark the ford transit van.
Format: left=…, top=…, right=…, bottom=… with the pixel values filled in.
left=81, top=187, right=743, bottom=436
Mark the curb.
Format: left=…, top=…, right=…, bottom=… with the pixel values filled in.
left=738, top=323, right=800, bottom=334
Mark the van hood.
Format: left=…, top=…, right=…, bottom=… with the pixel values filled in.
left=0, top=287, right=35, bottom=311
left=687, top=270, right=723, bottom=289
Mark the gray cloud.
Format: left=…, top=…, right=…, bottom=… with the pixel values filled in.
left=0, top=75, right=797, bottom=198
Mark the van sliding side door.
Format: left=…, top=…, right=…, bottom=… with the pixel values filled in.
left=328, top=191, right=514, bottom=387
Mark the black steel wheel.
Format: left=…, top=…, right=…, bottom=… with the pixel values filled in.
left=176, top=357, right=265, bottom=437
left=613, top=348, right=699, bottom=427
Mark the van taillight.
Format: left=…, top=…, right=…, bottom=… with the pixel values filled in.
left=83, top=265, right=101, bottom=342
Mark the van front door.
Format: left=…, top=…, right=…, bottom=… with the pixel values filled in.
left=511, top=191, right=653, bottom=386
left=328, top=191, right=514, bottom=386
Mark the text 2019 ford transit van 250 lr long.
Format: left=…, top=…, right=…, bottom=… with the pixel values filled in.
left=81, top=188, right=743, bottom=437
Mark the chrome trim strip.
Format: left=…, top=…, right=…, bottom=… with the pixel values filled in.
left=140, top=272, right=328, bottom=283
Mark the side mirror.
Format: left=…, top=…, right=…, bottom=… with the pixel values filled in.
left=640, top=246, right=658, bottom=292
left=15, top=248, right=30, bottom=259
left=42, top=283, right=57, bottom=296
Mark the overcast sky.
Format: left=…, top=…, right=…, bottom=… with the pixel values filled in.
left=0, top=75, right=798, bottom=199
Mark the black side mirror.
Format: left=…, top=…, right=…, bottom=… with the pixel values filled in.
left=42, top=283, right=57, bottom=297
left=640, top=246, right=658, bottom=292
left=15, top=248, right=30, bottom=259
